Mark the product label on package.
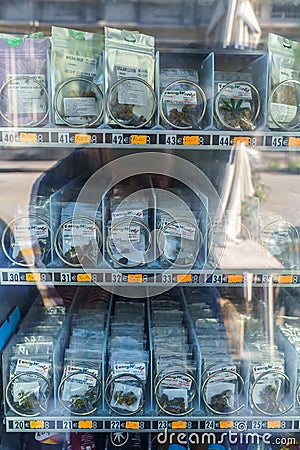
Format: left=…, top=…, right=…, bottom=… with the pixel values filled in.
left=162, top=217, right=196, bottom=241
left=65, top=54, right=97, bottom=78
left=115, top=65, right=148, bottom=106
left=218, top=82, right=252, bottom=100
left=112, top=209, right=143, bottom=221
left=7, top=74, right=46, bottom=115
left=15, top=358, right=50, bottom=378
left=63, top=97, right=98, bottom=118
left=160, top=373, right=192, bottom=390
left=279, top=67, right=299, bottom=82
left=163, top=90, right=197, bottom=105
left=14, top=222, right=48, bottom=247
left=113, top=362, right=146, bottom=381
left=111, top=224, right=140, bottom=243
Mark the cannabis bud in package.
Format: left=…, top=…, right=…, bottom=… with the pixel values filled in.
left=160, top=69, right=207, bottom=129
left=214, top=71, right=261, bottom=131
left=54, top=202, right=102, bottom=267
left=104, top=27, right=156, bottom=128
left=268, top=33, right=300, bottom=130
left=2, top=207, right=50, bottom=267
left=51, top=26, right=104, bottom=127
left=0, top=35, right=49, bottom=127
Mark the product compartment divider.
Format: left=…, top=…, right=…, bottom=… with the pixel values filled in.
left=1, top=127, right=300, bottom=149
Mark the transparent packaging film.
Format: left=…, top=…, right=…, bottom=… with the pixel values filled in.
left=57, top=291, right=108, bottom=415
left=160, top=69, right=206, bottom=130
left=105, top=298, right=149, bottom=415
left=3, top=298, right=68, bottom=416
left=54, top=202, right=102, bottom=268
left=0, top=35, right=49, bottom=126
left=151, top=293, right=197, bottom=416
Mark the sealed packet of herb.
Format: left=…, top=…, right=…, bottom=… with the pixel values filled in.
left=0, top=35, right=49, bottom=127
left=268, top=33, right=300, bottom=129
left=50, top=26, right=104, bottom=127
left=104, top=26, right=156, bottom=128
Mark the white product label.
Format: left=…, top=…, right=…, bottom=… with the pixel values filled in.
left=62, top=220, right=96, bottom=250
left=115, top=64, right=148, bottom=106
left=15, top=358, right=50, bottom=378
left=206, top=365, right=237, bottom=383
left=270, top=103, right=297, bottom=124
left=65, top=54, right=97, bottom=78
left=218, top=82, right=252, bottom=100
left=162, top=218, right=196, bottom=241
left=111, top=224, right=140, bottom=243
left=160, top=373, right=192, bottom=390
left=14, top=222, right=48, bottom=247
left=280, top=67, right=299, bottom=82
left=63, top=97, right=98, bottom=117
left=252, top=363, right=284, bottom=380
left=7, top=74, right=46, bottom=114
left=113, top=362, right=146, bottom=381
left=163, top=90, right=197, bottom=105
left=112, top=209, right=143, bottom=221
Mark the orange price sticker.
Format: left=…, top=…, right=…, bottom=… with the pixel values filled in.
left=267, top=420, right=281, bottom=429
left=125, top=421, right=140, bottom=430
left=172, top=421, right=186, bottom=429
left=26, top=273, right=41, bottom=282
left=228, top=274, right=243, bottom=283
left=220, top=420, right=234, bottom=429
left=288, top=137, right=300, bottom=147
left=75, top=134, right=91, bottom=145
left=77, top=273, right=92, bottom=282
left=30, top=420, right=44, bottom=429
left=20, top=132, right=37, bottom=143
left=183, top=135, right=198, bottom=146
left=131, top=135, right=147, bottom=145
left=128, top=274, right=143, bottom=283
left=278, top=275, right=293, bottom=284
left=233, top=137, right=249, bottom=146
left=78, top=420, right=93, bottom=429
left=177, top=274, right=192, bottom=283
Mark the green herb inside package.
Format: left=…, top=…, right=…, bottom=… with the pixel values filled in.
left=104, top=27, right=156, bottom=128
left=51, top=27, right=104, bottom=127
left=160, top=69, right=206, bottom=129
left=268, top=33, right=300, bottom=130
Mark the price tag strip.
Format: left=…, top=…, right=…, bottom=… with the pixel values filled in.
left=1, top=271, right=52, bottom=284
left=51, top=132, right=103, bottom=145
left=212, top=135, right=264, bottom=147
left=107, top=133, right=156, bottom=145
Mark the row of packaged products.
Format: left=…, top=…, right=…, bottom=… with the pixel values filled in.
left=2, top=286, right=300, bottom=419
left=0, top=28, right=299, bottom=131
left=2, top=185, right=299, bottom=271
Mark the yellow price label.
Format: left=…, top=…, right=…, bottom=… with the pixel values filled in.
left=177, top=274, right=192, bottom=283
left=288, top=137, right=300, bottom=147
left=183, top=135, right=198, bottom=146
left=220, top=420, right=234, bottom=429
left=131, top=135, right=147, bottom=145
left=20, top=132, right=37, bottom=143
left=267, top=420, right=281, bottom=429
left=228, top=274, right=243, bottom=283
left=278, top=275, right=293, bottom=284
left=30, top=420, right=44, bottom=429
left=234, top=137, right=249, bottom=146
left=77, top=273, right=92, bottom=282
left=128, top=274, right=143, bottom=283
left=172, top=421, right=186, bottom=429
left=78, top=420, right=93, bottom=429
left=125, top=421, right=140, bottom=430
left=75, top=134, right=91, bottom=144
left=26, top=273, right=41, bottom=282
